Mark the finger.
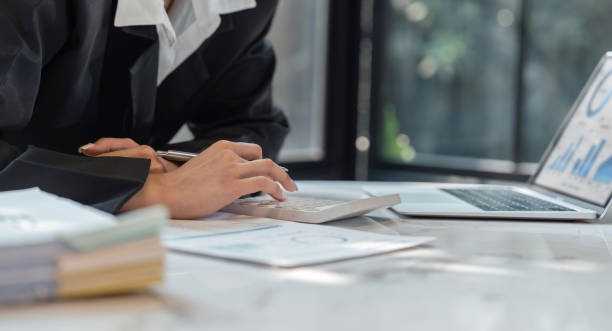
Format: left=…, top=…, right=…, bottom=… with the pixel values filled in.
left=211, top=140, right=263, bottom=161
left=238, top=159, right=297, bottom=192
left=149, top=162, right=165, bottom=174
left=97, top=145, right=157, bottom=159
left=157, top=157, right=179, bottom=172
left=80, top=138, right=140, bottom=156
left=239, top=176, right=287, bottom=201
left=215, top=148, right=248, bottom=164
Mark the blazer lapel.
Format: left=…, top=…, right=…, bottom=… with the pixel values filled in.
left=117, top=26, right=159, bottom=143
left=151, top=40, right=211, bottom=146
left=149, top=16, right=237, bottom=146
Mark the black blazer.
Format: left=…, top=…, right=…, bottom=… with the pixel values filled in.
left=0, top=0, right=288, bottom=212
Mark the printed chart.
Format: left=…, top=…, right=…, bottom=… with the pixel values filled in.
left=165, top=220, right=432, bottom=267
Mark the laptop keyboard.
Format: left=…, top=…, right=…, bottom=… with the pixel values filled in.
left=441, top=188, right=574, bottom=212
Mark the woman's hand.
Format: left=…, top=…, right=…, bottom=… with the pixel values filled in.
left=79, top=138, right=178, bottom=173
left=120, top=140, right=298, bottom=219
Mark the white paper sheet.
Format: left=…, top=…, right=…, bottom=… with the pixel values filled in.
left=164, top=216, right=434, bottom=267
left=0, top=188, right=116, bottom=246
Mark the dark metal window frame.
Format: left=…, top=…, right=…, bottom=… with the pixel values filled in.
left=282, top=0, right=362, bottom=180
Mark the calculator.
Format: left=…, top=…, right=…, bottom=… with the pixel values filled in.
left=221, top=194, right=401, bottom=223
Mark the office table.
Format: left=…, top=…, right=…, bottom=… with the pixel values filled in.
left=2, top=181, right=612, bottom=331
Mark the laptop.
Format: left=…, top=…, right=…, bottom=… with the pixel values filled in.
left=364, top=52, right=612, bottom=222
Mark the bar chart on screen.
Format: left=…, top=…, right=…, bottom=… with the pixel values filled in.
left=548, top=136, right=583, bottom=172
left=569, top=140, right=607, bottom=178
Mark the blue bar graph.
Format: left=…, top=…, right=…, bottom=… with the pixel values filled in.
left=594, top=155, right=612, bottom=184
left=583, top=140, right=606, bottom=176
left=571, top=140, right=607, bottom=178
left=549, top=137, right=583, bottom=172
left=571, top=158, right=582, bottom=174
left=576, top=145, right=596, bottom=176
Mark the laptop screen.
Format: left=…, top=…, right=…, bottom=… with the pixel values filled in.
left=535, top=54, right=612, bottom=207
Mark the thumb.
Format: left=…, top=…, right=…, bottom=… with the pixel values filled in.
left=79, top=138, right=139, bottom=156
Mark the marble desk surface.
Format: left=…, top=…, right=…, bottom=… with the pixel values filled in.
left=3, top=181, right=612, bottom=331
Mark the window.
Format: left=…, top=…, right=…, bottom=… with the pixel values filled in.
left=370, top=0, right=612, bottom=178
left=269, top=0, right=329, bottom=162
left=170, top=1, right=330, bottom=163
left=521, top=0, right=612, bottom=162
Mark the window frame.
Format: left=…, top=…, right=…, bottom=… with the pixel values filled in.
left=280, top=0, right=362, bottom=180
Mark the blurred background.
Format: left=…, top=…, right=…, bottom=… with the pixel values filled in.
left=267, top=0, right=612, bottom=182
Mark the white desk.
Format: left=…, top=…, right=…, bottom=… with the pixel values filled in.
left=3, top=181, right=612, bottom=331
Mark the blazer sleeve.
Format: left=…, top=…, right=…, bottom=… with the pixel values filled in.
left=0, top=2, right=150, bottom=214
left=168, top=0, right=289, bottom=160
left=0, top=146, right=150, bottom=213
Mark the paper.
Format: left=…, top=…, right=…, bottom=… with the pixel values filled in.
left=0, top=190, right=168, bottom=304
left=164, top=215, right=433, bottom=267
left=0, top=188, right=116, bottom=246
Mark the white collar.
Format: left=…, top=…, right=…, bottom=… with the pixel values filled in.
left=114, top=0, right=176, bottom=42
left=114, top=0, right=256, bottom=85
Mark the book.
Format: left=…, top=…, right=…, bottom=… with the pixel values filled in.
left=0, top=188, right=168, bottom=303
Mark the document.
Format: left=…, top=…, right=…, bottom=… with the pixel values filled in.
left=164, top=215, right=433, bottom=267
left=0, top=188, right=116, bottom=246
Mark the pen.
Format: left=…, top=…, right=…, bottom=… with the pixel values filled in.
left=156, top=150, right=289, bottom=172
left=156, top=150, right=198, bottom=162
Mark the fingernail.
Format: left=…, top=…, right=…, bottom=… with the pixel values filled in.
left=78, top=143, right=94, bottom=154
left=292, top=180, right=299, bottom=192
left=280, top=190, right=287, bottom=200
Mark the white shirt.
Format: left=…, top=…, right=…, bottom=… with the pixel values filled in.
left=114, top=0, right=256, bottom=85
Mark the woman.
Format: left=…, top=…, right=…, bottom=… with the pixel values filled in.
left=0, top=0, right=297, bottom=219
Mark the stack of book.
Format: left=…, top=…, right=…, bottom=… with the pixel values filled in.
left=0, top=188, right=167, bottom=303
